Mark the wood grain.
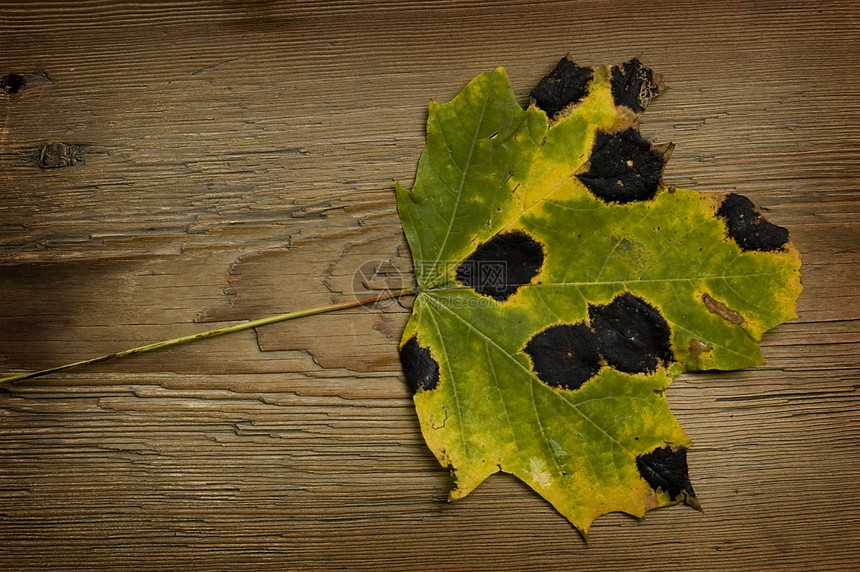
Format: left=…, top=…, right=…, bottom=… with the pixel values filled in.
left=1, top=1, right=858, bottom=570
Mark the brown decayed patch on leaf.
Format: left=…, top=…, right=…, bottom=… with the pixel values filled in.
left=688, top=339, right=712, bottom=355
left=702, top=293, right=744, bottom=325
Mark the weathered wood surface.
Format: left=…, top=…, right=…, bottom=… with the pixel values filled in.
left=1, top=2, right=858, bottom=570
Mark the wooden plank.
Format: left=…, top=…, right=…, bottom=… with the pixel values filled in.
left=1, top=1, right=858, bottom=569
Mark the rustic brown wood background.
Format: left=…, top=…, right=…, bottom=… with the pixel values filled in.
left=1, top=1, right=858, bottom=570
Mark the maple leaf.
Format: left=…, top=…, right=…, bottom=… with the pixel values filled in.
left=395, top=57, right=801, bottom=535
left=0, top=55, right=802, bottom=540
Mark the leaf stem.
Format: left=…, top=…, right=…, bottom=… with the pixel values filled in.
left=0, top=288, right=416, bottom=384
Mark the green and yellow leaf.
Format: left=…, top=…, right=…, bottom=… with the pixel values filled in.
left=396, top=58, right=801, bottom=535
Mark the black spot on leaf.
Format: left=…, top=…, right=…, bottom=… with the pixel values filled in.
left=610, top=58, right=661, bottom=112
left=578, top=129, right=666, bottom=204
left=716, top=193, right=789, bottom=252
left=456, top=231, right=544, bottom=301
left=636, top=446, right=696, bottom=503
left=589, top=293, right=674, bottom=374
left=530, top=57, right=594, bottom=119
left=524, top=324, right=601, bottom=390
left=400, top=335, right=439, bottom=393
